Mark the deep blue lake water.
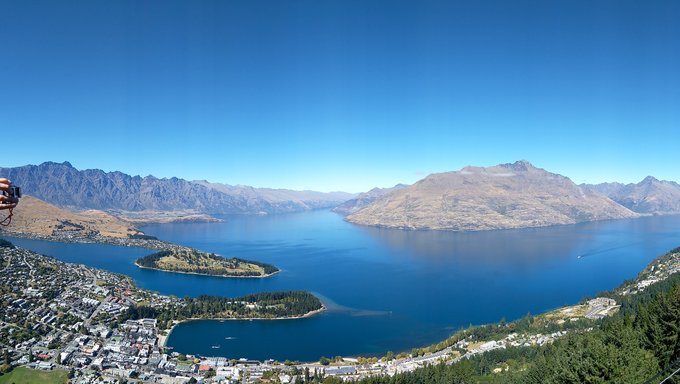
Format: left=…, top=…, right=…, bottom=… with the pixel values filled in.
left=4, top=211, right=680, bottom=362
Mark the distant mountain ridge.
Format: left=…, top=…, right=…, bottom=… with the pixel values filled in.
left=332, top=184, right=408, bottom=215
left=0, top=162, right=355, bottom=215
left=194, top=180, right=354, bottom=213
left=347, top=160, right=639, bottom=231
left=584, top=177, right=680, bottom=214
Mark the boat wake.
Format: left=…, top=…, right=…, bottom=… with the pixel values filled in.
left=577, top=242, right=640, bottom=259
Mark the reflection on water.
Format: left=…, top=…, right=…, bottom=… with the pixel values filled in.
left=5, top=211, right=680, bottom=361
left=359, top=224, right=582, bottom=266
left=360, top=216, right=679, bottom=267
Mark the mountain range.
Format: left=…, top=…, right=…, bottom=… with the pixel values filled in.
left=3, top=160, right=680, bottom=232
left=0, top=162, right=354, bottom=216
left=584, top=177, right=680, bottom=215
left=346, top=161, right=640, bottom=231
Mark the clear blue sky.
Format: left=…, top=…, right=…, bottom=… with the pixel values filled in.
left=1, top=1, right=678, bottom=192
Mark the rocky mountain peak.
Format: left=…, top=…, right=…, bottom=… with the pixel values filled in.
left=40, top=161, right=74, bottom=168
left=500, top=160, right=536, bottom=172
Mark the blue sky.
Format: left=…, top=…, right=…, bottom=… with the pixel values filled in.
left=1, top=1, right=678, bottom=192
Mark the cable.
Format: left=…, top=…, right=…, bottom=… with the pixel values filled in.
left=660, top=366, right=680, bottom=384
left=0, top=208, right=12, bottom=226
left=643, top=357, right=680, bottom=384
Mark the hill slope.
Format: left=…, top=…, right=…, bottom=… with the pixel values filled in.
left=584, top=176, right=680, bottom=214
left=2, top=195, right=142, bottom=238
left=347, top=161, right=638, bottom=231
left=0, top=162, right=354, bottom=215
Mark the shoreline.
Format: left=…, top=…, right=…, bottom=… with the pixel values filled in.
left=134, top=261, right=280, bottom=279
left=7, top=226, right=680, bottom=368
left=0, top=230, right=168, bottom=249
left=162, top=246, right=680, bottom=364
left=344, top=212, right=671, bottom=233
left=161, top=304, right=327, bottom=348
left=0, top=231, right=281, bottom=279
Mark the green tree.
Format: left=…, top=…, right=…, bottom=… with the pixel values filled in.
left=516, top=326, right=658, bottom=383
left=637, top=286, right=680, bottom=368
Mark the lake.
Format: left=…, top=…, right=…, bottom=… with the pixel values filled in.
left=5, top=211, right=680, bottom=362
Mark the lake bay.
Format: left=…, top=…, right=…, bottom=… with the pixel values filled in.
left=5, top=211, right=680, bottom=362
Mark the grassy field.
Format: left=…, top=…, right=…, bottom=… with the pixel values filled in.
left=0, top=367, right=69, bottom=384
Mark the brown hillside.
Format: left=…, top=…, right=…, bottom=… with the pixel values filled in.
left=4, top=195, right=142, bottom=238
left=347, top=161, right=638, bottom=231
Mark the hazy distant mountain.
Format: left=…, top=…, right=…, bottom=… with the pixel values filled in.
left=193, top=180, right=356, bottom=212
left=347, top=160, right=638, bottom=231
left=584, top=177, right=680, bottom=214
left=332, top=184, right=408, bottom=215
left=0, top=162, right=354, bottom=215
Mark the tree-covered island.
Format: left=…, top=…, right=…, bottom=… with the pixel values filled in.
left=135, top=248, right=279, bottom=277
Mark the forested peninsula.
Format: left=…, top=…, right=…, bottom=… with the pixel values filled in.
left=135, top=248, right=279, bottom=278
left=121, top=291, right=324, bottom=329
